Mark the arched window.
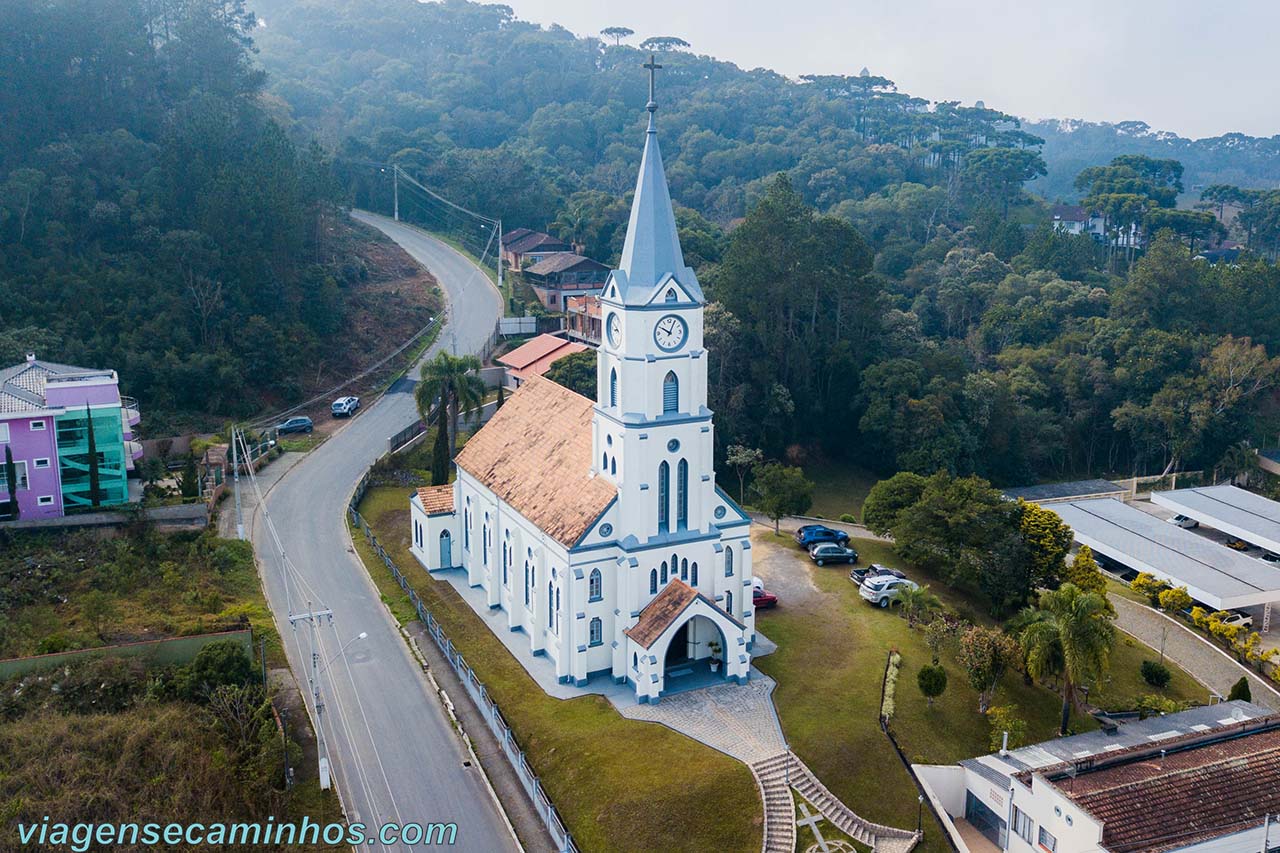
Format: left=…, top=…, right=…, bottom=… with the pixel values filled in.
left=633, top=652, right=638, bottom=670
left=657, top=461, right=669, bottom=531
left=555, top=587, right=561, bottom=632
left=464, top=508, right=471, bottom=551
left=681, top=558, right=688, bottom=580
left=524, top=562, right=531, bottom=606
left=660, top=561, right=668, bottom=584
left=691, top=561, right=698, bottom=586
left=548, top=582, right=554, bottom=629
left=589, top=617, right=603, bottom=646
left=649, top=569, right=658, bottom=594
left=610, top=457, right=617, bottom=476
left=502, top=543, right=509, bottom=585
left=677, top=458, right=688, bottom=529
left=602, top=451, right=608, bottom=471
left=725, top=545, right=734, bottom=578
left=662, top=371, right=678, bottom=414
left=589, top=568, right=602, bottom=601
left=726, top=590, right=733, bottom=616
left=609, top=368, right=617, bottom=407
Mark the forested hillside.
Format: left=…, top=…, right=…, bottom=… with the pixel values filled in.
left=0, top=0, right=396, bottom=431
left=1028, top=119, right=1280, bottom=202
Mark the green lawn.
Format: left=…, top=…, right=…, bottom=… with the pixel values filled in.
left=353, top=486, right=761, bottom=853
left=803, top=459, right=879, bottom=521
left=753, top=534, right=1207, bottom=852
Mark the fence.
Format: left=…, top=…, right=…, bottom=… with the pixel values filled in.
left=349, top=472, right=578, bottom=853
left=0, top=628, right=253, bottom=680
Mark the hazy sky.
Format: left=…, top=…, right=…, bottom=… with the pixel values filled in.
left=500, top=0, right=1280, bottom=139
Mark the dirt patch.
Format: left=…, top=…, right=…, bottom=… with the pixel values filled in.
left=750, top=527, right=825, bottom=608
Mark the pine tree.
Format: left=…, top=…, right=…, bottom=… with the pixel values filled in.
left=1228, top=676, right=1252, bottom=702
left=4, top=444, right=18, bottom=520
left=431, top=420, right=450, bottom=486
left=495, top=382, right=505, bottom=410
left=85, top=404, right=101, bottom=507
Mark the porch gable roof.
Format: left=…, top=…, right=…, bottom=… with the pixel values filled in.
left=624, top=579, right=744, bottom=649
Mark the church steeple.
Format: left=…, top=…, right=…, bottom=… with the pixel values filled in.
left=614, top=55, right=703, bottom=305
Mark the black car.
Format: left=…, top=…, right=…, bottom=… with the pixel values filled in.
left=809, top=543, right=859, bottom=566
left=276, top=416, right=314, bottom=435
left=849, top=564, right=905, bottom=585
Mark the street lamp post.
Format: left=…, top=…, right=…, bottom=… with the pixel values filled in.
left=918, top=794, right=924, bottom=832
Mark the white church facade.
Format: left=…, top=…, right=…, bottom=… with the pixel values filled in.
left=409, top=65, right=755, bottom=704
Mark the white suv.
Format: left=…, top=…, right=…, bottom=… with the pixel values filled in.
left=860, top=576, right=918, bottom=609
left=1167, top=514, right=1199, bottom=529
left=331, top=396, right=360, bottom=417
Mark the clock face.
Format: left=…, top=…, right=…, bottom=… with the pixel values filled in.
left=606, top=313, right=622, bottom=348
left=653, top=314, right=687, bottom=351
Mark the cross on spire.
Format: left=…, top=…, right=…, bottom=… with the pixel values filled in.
left=644, top=53, right=662, bottom=114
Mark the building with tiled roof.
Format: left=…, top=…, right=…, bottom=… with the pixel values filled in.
left=409, top=68, right=754, bottom=704
left=522, top=253, right=609, bottom=310
left=496, top=334, right=589, bottom=385
left=500, top=228, right=571, bottom=270
left=914, top=700, right=1280, bottom=852
left=0, top=353, right=141, bottom=521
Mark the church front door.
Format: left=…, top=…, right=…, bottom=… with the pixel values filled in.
left=665, top=622, right=690, bottom=667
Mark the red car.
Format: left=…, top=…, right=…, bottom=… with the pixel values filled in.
left=753, top=588, right=778, bottom=609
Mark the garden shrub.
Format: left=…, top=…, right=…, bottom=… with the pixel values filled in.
left=1229, top=676, right=1252, bottom=702
left=1141, top=659, right=1171, bottom=689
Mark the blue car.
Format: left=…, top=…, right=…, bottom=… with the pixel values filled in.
left=794, top=524, right=850, bottom=549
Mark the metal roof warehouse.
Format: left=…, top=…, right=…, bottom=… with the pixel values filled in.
left=1152, top=484, right=1280, bottom=556
left=1050, top=498, right=1280, bottom=610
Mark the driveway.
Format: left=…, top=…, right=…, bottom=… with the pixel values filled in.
left=251, top=212, right=511, bottom=851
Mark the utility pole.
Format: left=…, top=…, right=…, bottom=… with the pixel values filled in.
left=496, top=218, right=503, bottom=294
left=231, top=426, right=244, bottom=540
left=393, top=164, right=400, bottom=222
left=290, top=602, right=335, bottom=790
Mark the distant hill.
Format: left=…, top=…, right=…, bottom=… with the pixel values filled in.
left=1027, top=119, right=1280, bottom=202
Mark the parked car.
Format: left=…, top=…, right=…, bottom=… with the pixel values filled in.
left=752, top=588, right=778, bottom=609
left=1221, top=610, right=1254, bottom=629
left=809, top=543, right=858, bottom=566
left=331, top=396, right=360, bottom=417
left=1167, top=514, right=1199, bottom=529
left=1262, top=552, right=1280, bottom=564
left=849, top=564, right=905, bottom=585
left=860, top=576, right=919, bottom=608
left=751, top=576, right=765, bottom=592
left=276, top=416, right=313, bottom=435
left=794, top=525, right=851, bottom=549
left=1226, top=538, right=1251, bottom=551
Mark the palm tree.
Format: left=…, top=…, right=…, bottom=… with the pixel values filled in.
left=1217, top=440, right=1260, bottom=487
left=1017, top=583, right=1116, bottom=735
left=897, top=584, right=942, bottom=627
left=415, top=352, right=485, bottom=458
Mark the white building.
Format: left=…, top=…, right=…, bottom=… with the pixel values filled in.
left=409, top=74, right=755, bottom=704
left=915, top=701, right=1280, bottom=853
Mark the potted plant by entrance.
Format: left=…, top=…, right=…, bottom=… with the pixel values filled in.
left=708, top=640, right=722, bottom=673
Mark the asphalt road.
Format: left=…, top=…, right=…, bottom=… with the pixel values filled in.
left=252, top=210, right=508, bottom=852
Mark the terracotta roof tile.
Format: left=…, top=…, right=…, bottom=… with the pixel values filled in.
left=496, top=334, right=577, bottom=370
left=453, top=375, right=614, bottom=547
left=625, top=580, right=699, bottom=648
left=1050, top=723, right=1280, bottom=852
left=416, top=485, right=455, bottom=515
left=624, top=579, right=744, bottom=649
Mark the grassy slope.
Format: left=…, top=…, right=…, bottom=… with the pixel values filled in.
left=353, top=486, right=761, bottom=853
left=754, top=535, right=1207, bottom=852
left=803, top=460, right=879, bottom=521
left=0, top=530, right=283, bottom=664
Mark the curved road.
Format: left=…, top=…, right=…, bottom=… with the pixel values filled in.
left=253, top=211, right=508, bottom=851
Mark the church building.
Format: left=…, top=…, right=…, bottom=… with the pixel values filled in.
left=409, top=62, right=755, bottom=703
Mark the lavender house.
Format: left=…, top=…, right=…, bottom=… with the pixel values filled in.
left=0, top=353, right=141, bottom=520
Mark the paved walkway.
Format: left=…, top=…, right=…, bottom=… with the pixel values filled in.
left=1110, top=595, right=1280, bottom=710
left=622, top=671, right=788, bottom=763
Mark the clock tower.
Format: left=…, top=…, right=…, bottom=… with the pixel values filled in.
left=593, top=55, right=713, bottom=544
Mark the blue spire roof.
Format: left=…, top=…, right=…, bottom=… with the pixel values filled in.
left=611, top=65, right=702, bottom=306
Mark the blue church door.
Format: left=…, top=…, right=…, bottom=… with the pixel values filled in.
left=439, top=530, right=452, bottom=567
